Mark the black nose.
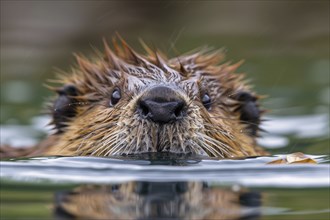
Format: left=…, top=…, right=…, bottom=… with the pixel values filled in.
left=137, top=86, right=186, bottom=123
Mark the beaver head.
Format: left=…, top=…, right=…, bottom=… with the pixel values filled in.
left=46, top=37, right=265, bottom=158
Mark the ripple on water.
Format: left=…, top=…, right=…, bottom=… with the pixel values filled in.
left=1, top=154, right=329, bottom=188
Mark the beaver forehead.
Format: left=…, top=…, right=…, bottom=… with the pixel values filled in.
left=114, top=61, right=226, bottom=100
left=125, top=73, right=200, bottom=97
left=66, top=41, right=244, bottom=102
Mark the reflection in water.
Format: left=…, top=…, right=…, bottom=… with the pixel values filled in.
left=1, top=156, right=329, bottom=219
left=55, top=182, right=261, bottom=220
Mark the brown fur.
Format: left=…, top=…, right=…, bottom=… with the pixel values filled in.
left=1, top=37, right=268, bottom=158
left=55, top=182, right=260, bottom=220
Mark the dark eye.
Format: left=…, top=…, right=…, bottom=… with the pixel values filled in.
left=202, top=93, right=211, bottom=110
left=110, top=88, right=121, bottom=106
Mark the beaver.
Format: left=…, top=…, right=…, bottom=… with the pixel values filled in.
left=1, top=37, right=267, bottom=158
left=55, top=182, right=261, bottom=220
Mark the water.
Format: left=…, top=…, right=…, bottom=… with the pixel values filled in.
left=1, top=115, right=328, bottom=219
left=1, top=154, right=329, bottom=186
left=1, top=155, right=329, bottom=219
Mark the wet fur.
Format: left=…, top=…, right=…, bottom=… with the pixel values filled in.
left=2, top=37, right=267, bottom=158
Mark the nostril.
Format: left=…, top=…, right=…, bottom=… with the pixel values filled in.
left=137, top=98, right=186, bottom=123
left=139, top=100, right=150, bottom=117
left=137, top=86, right=187, bottom=123
left=174, top=101, right=184, bottom=118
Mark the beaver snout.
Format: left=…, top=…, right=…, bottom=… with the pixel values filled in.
left=137, top=86, right=187, bottom=124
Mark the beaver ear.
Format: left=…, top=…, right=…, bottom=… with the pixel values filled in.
left=234, top=91, right=261, bottom=137
left=52, top=85, right=79, bottom=133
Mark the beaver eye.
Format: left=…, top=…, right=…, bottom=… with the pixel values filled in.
left=110, top=88, right=121, bottom=106
left=202, top=93, right=211, bottom=110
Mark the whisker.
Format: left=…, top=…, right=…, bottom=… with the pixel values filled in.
left=93, top=131, right=120, bottom=155
left=52, top=101, right=91, bottom=112
left=197, top=132, right=226, bottom=157
left=107, top=139, right=127, bottom=155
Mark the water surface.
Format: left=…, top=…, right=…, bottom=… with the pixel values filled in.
left=1, top=155, right=329, bottom=219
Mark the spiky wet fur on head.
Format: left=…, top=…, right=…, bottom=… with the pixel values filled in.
left=45, top=37, right=265, bottom=158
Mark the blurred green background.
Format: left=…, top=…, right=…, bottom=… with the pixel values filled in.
left=0, top=1, right=329, bottom=153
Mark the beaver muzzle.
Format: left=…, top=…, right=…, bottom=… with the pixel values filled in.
left=137, top=86, right=187, bottom=124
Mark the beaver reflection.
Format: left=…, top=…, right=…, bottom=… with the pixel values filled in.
left=55, top=182, right=261, bottom=220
